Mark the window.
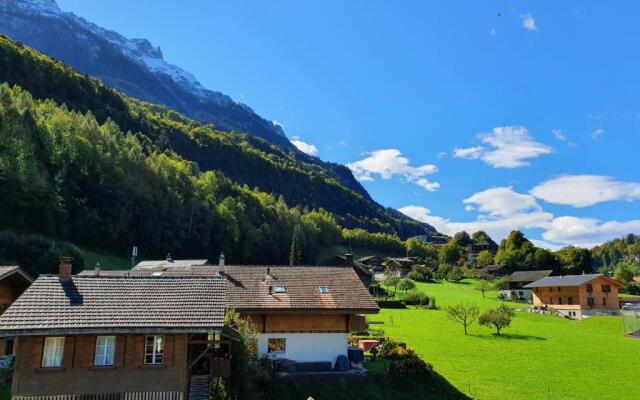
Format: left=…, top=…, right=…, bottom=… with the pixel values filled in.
left=558, top=297, right=563, bottom=305
left=274, top=285, right=286, bottom=293
left=267, top=338, right=286, bottom=354
left=568, top=297, right=574, bottom=305
left=319, top=286, right=329, bottom=294
left=94, top=336, right=116, bottom=366
left=42, top=337, right=65, bottom=368
left=586, top=284, right=593, bottom=292
left=602, top=284, right=611, bottom=293
left=587, top=297, right=594, bottom=306
left=144, top=336, right=164, bottom=365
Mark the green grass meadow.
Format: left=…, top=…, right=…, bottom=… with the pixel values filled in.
left=377, top=279, right=640, bottom=400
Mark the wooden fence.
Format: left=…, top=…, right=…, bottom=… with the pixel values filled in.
left=15, top=391, right=183, bottom=400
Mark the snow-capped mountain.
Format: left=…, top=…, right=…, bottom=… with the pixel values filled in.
left=0, top=0, right=290, bottom=147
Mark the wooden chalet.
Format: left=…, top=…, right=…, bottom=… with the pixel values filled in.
left=0, top=266, right=32, bottom=355
left=225, top=265, right=379, bottom=371
left=386, top=257, right=417, bottom=277
left=0, top=258, right=234, bottom=400
left=501, top=270, right=553, bottom=300
left=525, top=274, right=624, bottom=319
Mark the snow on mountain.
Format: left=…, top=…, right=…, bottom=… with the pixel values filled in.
left=6, top=0, right=61, bottom=17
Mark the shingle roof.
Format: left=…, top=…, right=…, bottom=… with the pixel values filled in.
left=225, top=266, right=379, bottom=314
left=507, top=270, right=554, bottom=284
left=0, top=275, right=225, bottom=336
left=134, top=259, right=209, bottom=270
left=481, top=265, right=505, bottom=273
left=0, top=265, right=32, bottom=283
left=524, top=274, right=622, bottom=288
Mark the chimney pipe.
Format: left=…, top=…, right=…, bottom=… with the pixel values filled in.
left=94, top=262, right=101, bottom=277
left=266, top=267, right=271, bottom=276
left=268, top=285, right=273, bottom=295
left=59, top=257, right=73, bottom=279
left=166, top=252, right=173, bottom=263
left=345, top=253, right=354, bottom=264
left=218, top=252, right=225, bottom=275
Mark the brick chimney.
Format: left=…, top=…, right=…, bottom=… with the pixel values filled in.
left=94, top=262, right=101, bottom=277
left=59, top=257, right=73, bottom=279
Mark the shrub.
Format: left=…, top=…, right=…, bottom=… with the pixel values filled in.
left=376, top=300, right=406, bottom=309
left=402, top=291, right=431, bottom=306
left=447, top=267, right=464, bottom=282
left=389, top=356, right=432, bottom=377
left=378, top=338, right=407, bottom=358
left=435, top=264, right=452, bottom=280
left=407, top=265, right=433, bottom=282
left=398, top=278, right=416, bottom=292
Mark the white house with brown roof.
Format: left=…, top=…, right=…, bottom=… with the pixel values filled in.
left=225, top=265, right=378, bottom=370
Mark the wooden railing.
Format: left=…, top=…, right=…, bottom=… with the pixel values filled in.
left=15, top=391, right=183, bottom=400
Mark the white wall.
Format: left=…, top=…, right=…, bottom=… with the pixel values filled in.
left=257, top=333, right=348, bottom=366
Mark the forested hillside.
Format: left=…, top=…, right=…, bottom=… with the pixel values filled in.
left=0, top=35, right=435, bottom=239
left=0, top=36, right=438, bottom=270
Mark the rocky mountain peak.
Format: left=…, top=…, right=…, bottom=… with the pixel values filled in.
left=1, top=0, right=61, bottom=17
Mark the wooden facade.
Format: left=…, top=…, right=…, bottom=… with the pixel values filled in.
left=531, top=276, right=622, bottom=318
left=244, top=313, right=365, bottom=333
left=11, top=333, right=231, bottom=399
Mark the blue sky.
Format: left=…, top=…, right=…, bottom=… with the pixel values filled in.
left=57, top=0, right=640, bottom=248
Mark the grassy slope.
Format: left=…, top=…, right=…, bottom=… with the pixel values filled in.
left=380, top=279, right=640, bottom=400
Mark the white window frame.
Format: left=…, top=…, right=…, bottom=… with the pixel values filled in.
left=274, top=285, right=286, bottom=293
left=94, top=336, right=116, bottom=366
left=42, top=336, right=65, bottom=368
left=319, top=286, right=329, bottom=294
left=144, top=335, right=165, bottom=365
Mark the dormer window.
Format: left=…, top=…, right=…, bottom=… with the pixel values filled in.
left=319, top=286, right=329, bottom=294
left=274, top=285, right=286, bottom=293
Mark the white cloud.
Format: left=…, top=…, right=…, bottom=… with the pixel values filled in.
left=552, top=129, right=566, bottom=141
left=521, top=14, right=538, bottom=31
left=591, top=128, right=605, bottom=141
left=453, top=146, right=484, bottom=160
left=530, top=175, right=640, bottom=208
left=454, top=126, right=552, bottom=168
left=291, top=139, right=318, bottom=156
left=437, top=151, right=448, bottom=159
left=464, top=187, right=541, bottom=217
left=542, top=216, right=640, bottom=248
left=347, top=149, right=440, bottom=191
left=338, top=140, right=348, bottom=147
left=400, top=185, right=640, bottom=248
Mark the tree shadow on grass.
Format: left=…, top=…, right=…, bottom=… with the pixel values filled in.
left=470, top=333, right=546, bottom=341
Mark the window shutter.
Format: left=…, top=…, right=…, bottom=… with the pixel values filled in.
left=133, top=335, right=144, bottom=366
left=63, top=336, right=74, bottom=369
left=33, top=337, right=44, bottom=369
left=79, top=336, right=94, bottom=368
left=115, top=335, right=126, bottom=366
left=164, top=335, right=174, bottom=366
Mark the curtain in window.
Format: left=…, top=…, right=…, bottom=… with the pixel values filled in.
left=42, top=337, right=65, bottom=368
left=94, top=336, right=116, bottom=366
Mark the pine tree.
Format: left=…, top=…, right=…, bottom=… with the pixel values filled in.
left=289, top=226, right=301, bottom=266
